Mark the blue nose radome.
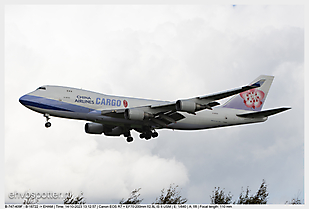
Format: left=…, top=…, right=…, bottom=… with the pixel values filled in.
left=19, top=95, right=27, bottom=106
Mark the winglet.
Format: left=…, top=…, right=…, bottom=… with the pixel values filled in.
left=250, top=79, right=266, bottom=88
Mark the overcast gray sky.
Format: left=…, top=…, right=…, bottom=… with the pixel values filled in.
left=5, top=4, right=304, bottom=204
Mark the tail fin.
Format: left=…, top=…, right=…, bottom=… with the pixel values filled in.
left=222, top=75, right=274, bottom=111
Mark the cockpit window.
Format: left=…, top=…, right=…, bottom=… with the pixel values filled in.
left=37, top=87, right=46, bottom=90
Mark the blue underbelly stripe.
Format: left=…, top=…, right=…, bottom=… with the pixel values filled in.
left=19, top=95, right=95, bottom=113
left=21, top=100, right=74, bottom=112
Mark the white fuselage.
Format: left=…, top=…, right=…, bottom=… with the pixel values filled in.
left=19, top=85, right=267, bottom=131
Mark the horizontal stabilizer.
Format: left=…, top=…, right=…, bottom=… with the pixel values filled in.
left=237, top=107, right=291, bottom=118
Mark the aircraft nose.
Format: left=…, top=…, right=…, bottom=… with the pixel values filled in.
left=19, top=94, right=33, bottom=107
left=19, top=95, right=27, bottom=106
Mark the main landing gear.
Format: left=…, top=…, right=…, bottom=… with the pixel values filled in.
left=124, top=129, right=159, bottom=143
left=126, top=136, right=133, bottom=143
left=124, top=131, right=133, bottom=143
left=139, top=130, right=159, bottom=140
left=44, top=113, right=51, bottom=128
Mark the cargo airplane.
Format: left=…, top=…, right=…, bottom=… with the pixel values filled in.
left=19, top=75, right=290, bottom=142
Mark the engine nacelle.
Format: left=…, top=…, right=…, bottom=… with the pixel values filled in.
left=85, top=123, right=103, bottom=134
left=124, top=109, right=153, bottom=121
left=85, top=123, right=123, bottom=136
left=103, top=126, right=123, bottom=136
left=176, top=100, right=205, bottom=113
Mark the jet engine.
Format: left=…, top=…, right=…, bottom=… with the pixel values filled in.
left=103, top=126, right=123, bottom=136
left=85, top=123, right=123, bottom=136
left=124, top=109, right=153, bottom=120
left=85, top=123, right=104, bottom=134
left=176, top=100, right=206, bottom=114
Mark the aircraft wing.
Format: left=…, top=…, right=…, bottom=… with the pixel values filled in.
left=150, top=78, right=265, bottom=112
left=99, top=79, right=265, bottom=127
left=197, top=80, right=264, bottom=101
left=100, top=107, right=185, bottom=127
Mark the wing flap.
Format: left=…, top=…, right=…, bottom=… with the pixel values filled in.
left=150, top=111, right=185, bottom=127
left=236, top=107, right=291, bottom=118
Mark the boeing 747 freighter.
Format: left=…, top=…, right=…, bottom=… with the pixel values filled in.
left=19, top=75, right=291, bottom=142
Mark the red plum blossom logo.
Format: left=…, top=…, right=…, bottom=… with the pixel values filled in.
left=240, top=89, right=265, bottom=109
left=123, top=100, right=128, bottom=108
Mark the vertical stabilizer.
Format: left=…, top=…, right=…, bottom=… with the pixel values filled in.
left=222, top=75, right=274, bottom=111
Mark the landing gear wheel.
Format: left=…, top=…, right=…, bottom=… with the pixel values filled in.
left=152, top=132, right=158, bottom=138
left=137, top=127, right=159, bottom=141
left=45, top=122, right=51, bottom=128
left=126, top=136, right=133, bottom=143
left=145, top=133, right=151, bottom=140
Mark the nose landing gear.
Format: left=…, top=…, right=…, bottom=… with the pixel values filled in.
left=45, top=122, right=51, bottom=128
left=44, top=113, right=51, bottom=128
